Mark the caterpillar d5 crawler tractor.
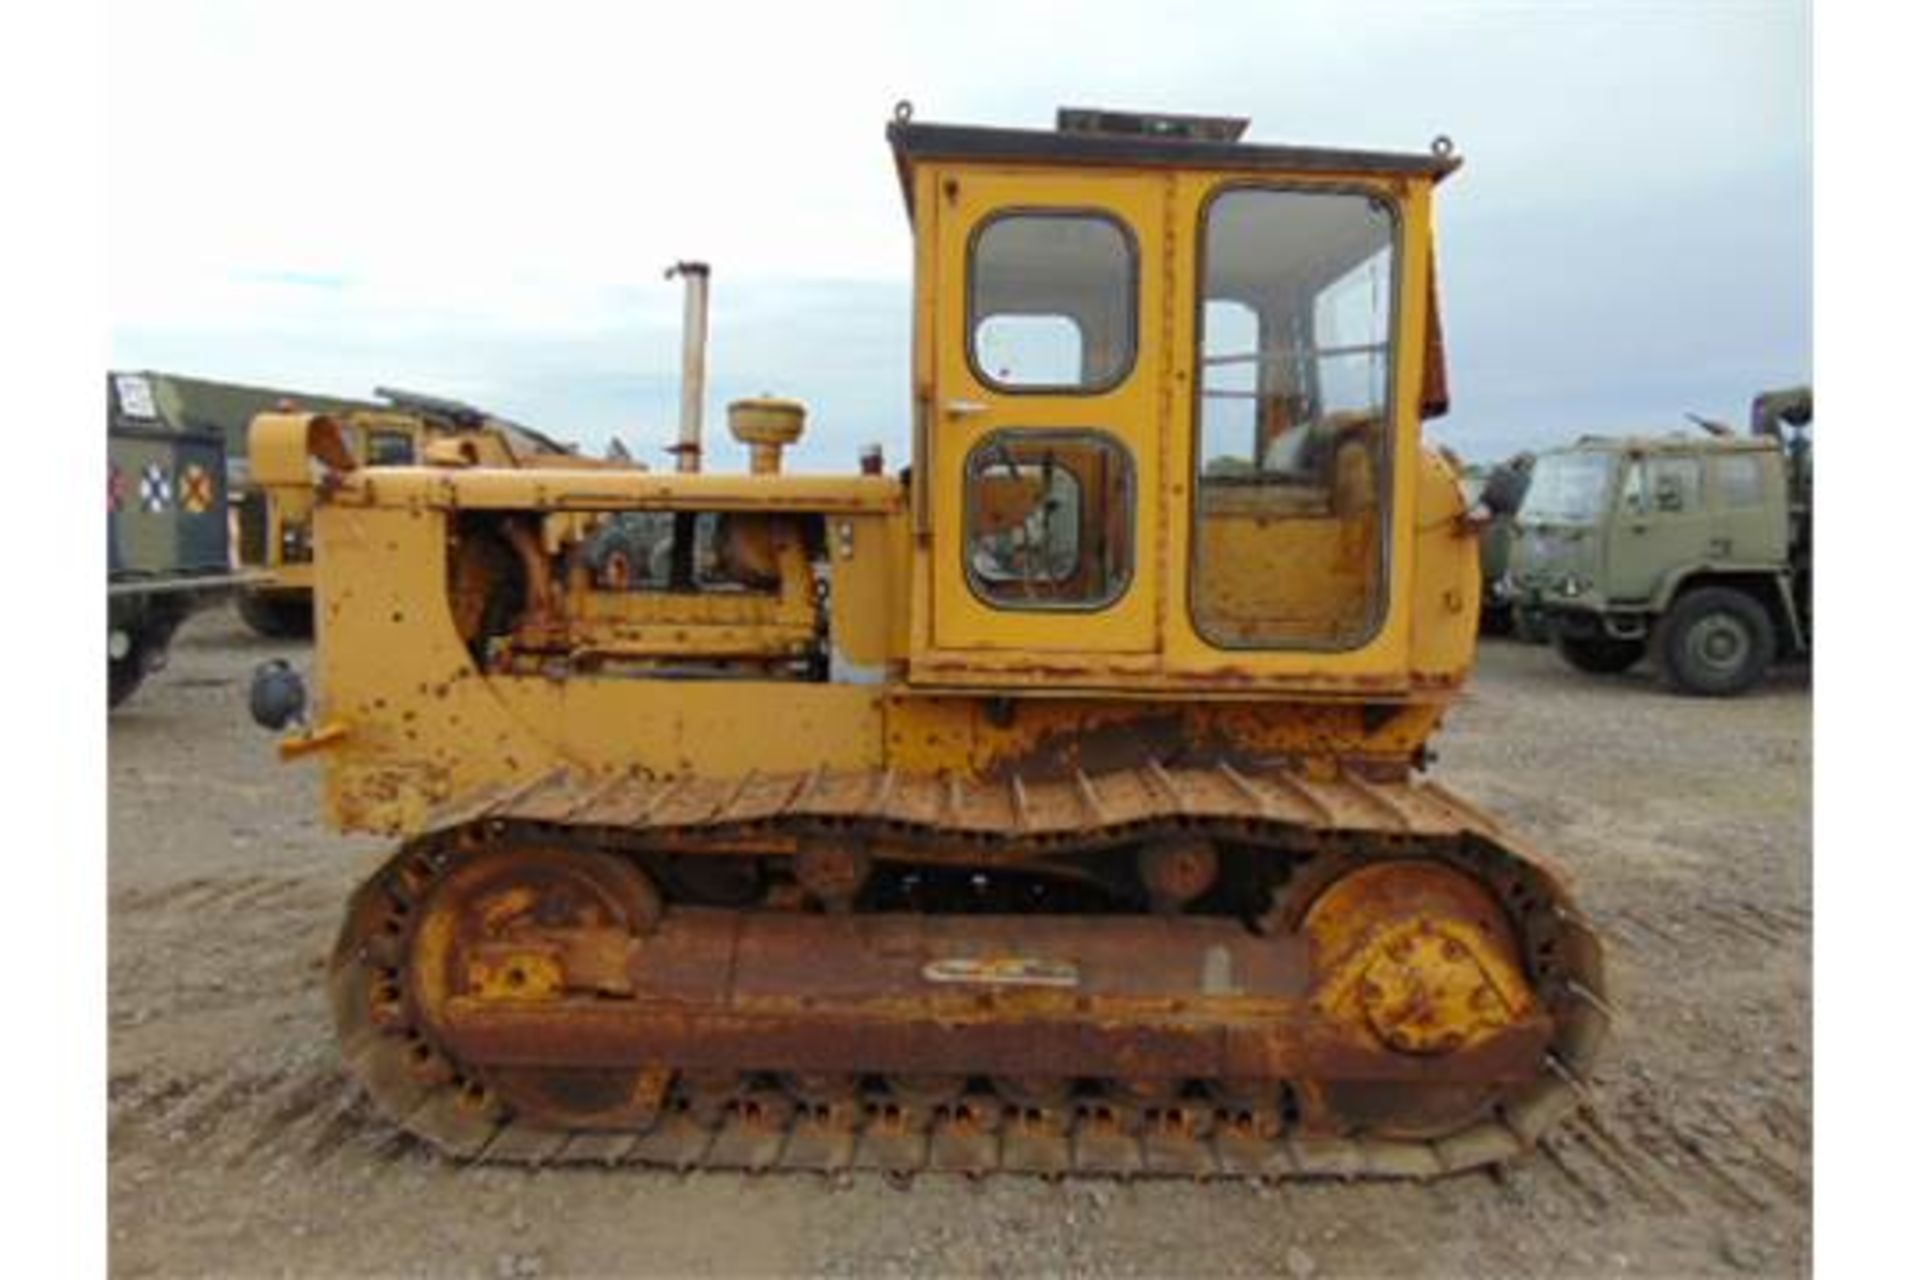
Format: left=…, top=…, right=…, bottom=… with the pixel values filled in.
left=249, top=107, right=1606, bottom=1179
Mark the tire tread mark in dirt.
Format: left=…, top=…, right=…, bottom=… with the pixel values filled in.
left=1608, top=907, right=1685, bottom=951
left=166, top=1074, right=284, bottom=1148
left=1760, top=1098, right=1812, bottom=1150
left=194, top=876, right=271, bottom=908
left=1693, top=903, right=1784, bottom=947
left=367, top=1128, right=424, bottom=1167
left=302, top=1091, right=382, bottom=1164
left=1696, top=1097, right=1810, bottom=1200
left=1637, top=1108, right=1773, bottom=1212
left=231, top=1069, right=359, bottom=1167
left=1607, top=898, right=1809, bottom=954
left=219, top=879, right=313, bottom=912
left=115, top=879, right=219, bottom=913
left=1736, top=900, right=1808, bottom=935
left=1467, top=1162, right=1572, bottom=1260
left=1532, top=1135, right=1610, bottom=1215
left=109, top=1074, right=210, bottom=1149
left=1565, top=1108, right=1687, bottom=1213
left=119, top=875, right=285, bottom=914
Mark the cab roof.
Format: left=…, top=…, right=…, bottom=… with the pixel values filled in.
left=887, top=109, right=1461, bottom=221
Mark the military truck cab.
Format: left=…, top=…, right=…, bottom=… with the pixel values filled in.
left=1503, top=390, right=1811, bottom=696
left=107, top=371, right=255, bottom=707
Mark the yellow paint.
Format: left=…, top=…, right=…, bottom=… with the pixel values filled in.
left=467, top=950, right=565, bottom=1002
left=242, top=408, right=646, bottom=596
left=276, top=720, right=350, bottom=760
left=921, top=168, right=1164, bottom=656
left=1304, top=862, right=1534, bottom=1056
left=251, top=120, right=1486, bottom=835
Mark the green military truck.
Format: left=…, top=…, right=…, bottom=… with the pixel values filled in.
left=107, top=372, right=261, bottom=706
left=1498, top=387, right=1811, bottom=696
left=117, top=372, right=386, bottom=638
left=113, top=373, right=602, bottom=641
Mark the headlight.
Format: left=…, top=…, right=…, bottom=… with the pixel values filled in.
left=280, top=521, right=313, bottom=563
left=1557, top=574, right=1590, bottom=598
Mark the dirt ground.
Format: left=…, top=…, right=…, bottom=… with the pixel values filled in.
left=108, top=610, right=1811, bottom=1278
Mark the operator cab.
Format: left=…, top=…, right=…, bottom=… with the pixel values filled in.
left=889, top=107, right=1461, bottom=692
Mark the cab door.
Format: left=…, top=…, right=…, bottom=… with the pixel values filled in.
left=922, top=170, right=1163, bottom=658
left=1608, top=452, right=1713, bottom=603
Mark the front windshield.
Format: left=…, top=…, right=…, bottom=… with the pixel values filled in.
left=1519, top=451, right=1615, bottom=524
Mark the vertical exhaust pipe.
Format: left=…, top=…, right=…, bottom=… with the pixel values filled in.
left=664, top=261, right=710, bottom=590
left=665, top=261, right=711, bottom=475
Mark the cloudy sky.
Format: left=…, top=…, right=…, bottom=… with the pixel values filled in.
left=104, top=0, right=1809, bottom=468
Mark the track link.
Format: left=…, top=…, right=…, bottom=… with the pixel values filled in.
left=328, top=787, right=1608, bottom=1180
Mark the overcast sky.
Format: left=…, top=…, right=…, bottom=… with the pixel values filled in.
left=104, top=0, right=1809, bottom=468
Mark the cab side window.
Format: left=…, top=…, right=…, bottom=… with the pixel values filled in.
left=1647, top=457, right=1703, bottom=513
left=1620, top=461, right=1647, bottom=514
left=1621, top=457, right=1703, bottom=515
left=365, top=430, right=416, bottom=466
left=964, top=431, right=1133, bottom=609
left=1716, top=454, right=1765, bottom=509
left=1190, top=187, right=1396, bottom=650
left=969, top=213, right=1136, bottom=392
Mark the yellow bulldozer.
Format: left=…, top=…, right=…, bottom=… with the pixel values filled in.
left=247, top=106, right=1605, bottom=1178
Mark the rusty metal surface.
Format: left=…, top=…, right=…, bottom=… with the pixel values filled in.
left=452, top=759, right=1521, bottom=851
left=333, top=467, right=906, bottom=514
left=424, top=908, right=1550, bottom=1081
left=327, top=818, right=1605, bottom=1178
left=439, top=997, right=1550, bottom=1083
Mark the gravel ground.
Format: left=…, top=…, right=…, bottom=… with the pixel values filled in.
left=108, top=609, right=1810, bottom=1278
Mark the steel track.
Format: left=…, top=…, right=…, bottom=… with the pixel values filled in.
left=327, top=784, right=1608, bottom=1179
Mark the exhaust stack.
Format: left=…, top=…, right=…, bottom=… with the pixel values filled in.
left=665, top=261, right=711, bottom=474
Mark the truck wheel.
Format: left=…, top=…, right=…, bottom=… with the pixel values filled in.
left=1653, top=587, right=1776, bottom=697
left=238, top=592, right=314, bottom=639
left=109, top=605, right=187, bottom=710
left=1552, top=633, right=1646, bottom=674
left=108, top=650, right=146, bottom=708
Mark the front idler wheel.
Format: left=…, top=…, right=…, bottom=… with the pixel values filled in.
left=1299, top=861, right=1538, bottom=1140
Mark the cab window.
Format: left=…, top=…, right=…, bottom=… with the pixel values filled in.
left=969, top=212, right=1136, bottom=392
left=365, top=430, right=416, bottom=465
left=1191, top=186, right=1397, bottom=649
left=964, top=430, right=1132, bottom=609
left=1716, top=454, right=1765, bottom=509
left=1623, top=456, right=1703, bottom=515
